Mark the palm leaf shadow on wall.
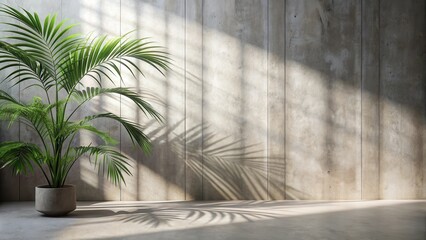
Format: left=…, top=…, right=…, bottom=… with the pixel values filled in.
left=122, top=118, right=290, bottom=200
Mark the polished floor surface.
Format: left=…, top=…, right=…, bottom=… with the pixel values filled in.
left=0, top=200, right=425, bottom=239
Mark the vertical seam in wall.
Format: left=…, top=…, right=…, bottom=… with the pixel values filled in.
left=60, top=1, right=63, bottom=29
left=201, top=0, right=205, bottom=200
left=423, top=0, right=426, bottom=199
left=17, top=0, right=24, bottom=200
left=360, top=0, right=363, bottom=200
left=283, top=0, right=287, bottom=200
left=184, top=0, right=187, bottom=201
left=18, top=16, right=21, bottom=202
left=119, top=0, right=122, bottom=201
left=266, top=0, right=269, bottom=200
left=378, top=0, right=381, bottom=200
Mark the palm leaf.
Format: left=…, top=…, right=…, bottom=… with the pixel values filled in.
left=72, top=87, right=163, bottom=122
left=0, top=89, right=20, bottom=105
left=58, top=121, right=118, bottom=146
left=0, top=97, right=54, bottom=143
left=0, top=41, right=53, bottom=89
left=0, top=6, right=82, bottom=78
left=72, top=145, right=132, bottom=185
left=81, top=113, right=152, bottom=153
left=60, top=36, right=169, bottom=93
left=0, top=141, right=43, bottom=174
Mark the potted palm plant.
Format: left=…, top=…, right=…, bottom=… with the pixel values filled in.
left=0, top=6, right=168, bottom=216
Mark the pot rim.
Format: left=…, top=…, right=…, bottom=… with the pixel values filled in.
left=36, top=184, right=75, bottom=189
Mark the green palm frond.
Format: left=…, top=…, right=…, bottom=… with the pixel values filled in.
left=0, top=96, right=54, bottom=143
left=0, top=41, right=52, bottom=89
left=0, top=141, right=43, bottom=174
left=0, top=6, right=82, bottom=78
left=0, top=6, right=167, bottom=187
left=72, top=145, right=132, bottom=185
left=58, top=121, right=118, bottom=146
left=0, top=89, right=20, bottom=105
left=81, top=113, right=152, bottom=153
left=60, top=35, right=169, bottom=93
left=72, top=87, right=163, bottom=122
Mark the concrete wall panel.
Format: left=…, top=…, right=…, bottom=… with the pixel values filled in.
left=379, top=0, right=425, bottom=199
left=286, top=0, right=362, bottom=200
left=237, top=0, right=268, bottom=200
left=185, top=0, right=204, bottom=200
left=267, top=0, right=286, bottom=200
left=202, top=0, right=245, bottom=200
left=119, top=0, right=186, bottom=201
left=202, top=0, right=268, bottom=200
left=361, top=0, right=380, bottom=200
left=118, top=0, right=145, bottom=201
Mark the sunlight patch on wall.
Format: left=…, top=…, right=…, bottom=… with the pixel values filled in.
left=80, top=0, right=121, bottom=36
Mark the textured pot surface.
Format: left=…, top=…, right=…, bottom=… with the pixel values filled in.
left=35, top=185, right=76, bottom=216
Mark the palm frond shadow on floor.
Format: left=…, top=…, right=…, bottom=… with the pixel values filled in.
left=69, top=202, right=283, bottom=228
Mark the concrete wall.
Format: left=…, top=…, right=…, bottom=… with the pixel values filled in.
left=0, top=0, right=424, bottom=200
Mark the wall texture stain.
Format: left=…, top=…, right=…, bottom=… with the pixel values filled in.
left=0, top=0, right=425, bottom=200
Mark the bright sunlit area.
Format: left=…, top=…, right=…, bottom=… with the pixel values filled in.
left=0, top=0, right=425, bottom=239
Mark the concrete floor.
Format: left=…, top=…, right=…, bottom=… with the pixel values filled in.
left=0, top=201, right=425, bottom=240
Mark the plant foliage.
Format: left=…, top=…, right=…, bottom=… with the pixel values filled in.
left=0, top=6, right=168, bottom=187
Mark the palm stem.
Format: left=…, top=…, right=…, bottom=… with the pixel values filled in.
left=34, top=160, right=52, bottom=186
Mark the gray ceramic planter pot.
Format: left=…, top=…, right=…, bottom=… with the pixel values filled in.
left=35, top=185, right=76, bottom=216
